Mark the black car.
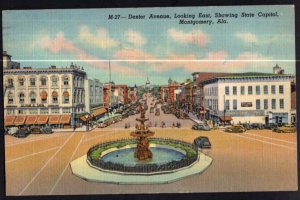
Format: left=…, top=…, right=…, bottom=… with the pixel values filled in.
left=264, top=123, right=278, bottom=130
left=240, top=123, right=252, bottom=130
left=15, top=127, right=31, bottom=138
left=192, top=123, right=211, bottom=131
left=194, top=136, right=211, bottom=149
left=41, top=126, right=53, bottom=134
left=251, top=123, right=265, bottom=129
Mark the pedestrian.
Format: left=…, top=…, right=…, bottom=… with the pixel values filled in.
left=73, top=124, right=76, bottom=132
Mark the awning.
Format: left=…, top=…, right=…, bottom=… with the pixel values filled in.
left=219, top=116, right=232, bottom=121
left=5, top=116, right=16, bottom=126
left=48, top=115, right=61, bottom=124
left=63, top=91, right=69, bottom=97
left=36, top=115, right=49, bottom=124
left=80, top=116, right=87, bottom=122
left=25, top=115, right=38, bottom=125
left=40, top=91, right=48, bottom=99
left=60, top=115, right=71, bottom=124
left=52, top=91, right=58, bottom=97
left=14, top=116, right=27, bottom=125
left=92, top=107, right=107, bottom=116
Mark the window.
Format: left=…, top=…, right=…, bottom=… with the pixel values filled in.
left=7, top=109, right=14, bottom=115
left=18, top=78, right=25, bottom=86
left=18, top=109, right=26, bottom=115
left=279, top=85, right=284, bottom=94
left=63, top=108, right=71, bottom=113
left=271, top=85, right=276, bottom=94
left=225, top=100, right=230, bottom=110
left=52, top=91, right=58, bottom=103
left=233, top=86, right=237, bottom=95
left=29, top=109, right=38, bottom=114
left=8, top=92, right=14, bottom=104
left=63, top=76, right=69, bottom=86
left=52, top=76, right=58, bottom=86
left=51, top=108, right=60, bottom=114
left=280, top=99, right=284, bottom=109
left=264, top=99, right=268, bottom=110
left=263, top=85, right=268, bottom=95
left=240, top=86, right=245, bottom=95
left=256, top=99, right=261, bottom=110
left=63, top=91, right=70, bottom=103
left=225, top=86, right=229, bottom=95
left=40, top=108, right=49, bottom=114
left=40, top=91, right=48, bottom=103
left=30, top=92, right=36, bottom=103
left=30, top=77, right=36, bottom=86
left=40, top=77, right=47, bottom=86
left=248, top=86, right=253, bottom=95
left=233, top=99, right=237, bottom=110
left=256, top=86, right=260, bottom=95
left=272, top=99, right=276, bottom=109
left=7, top=78, right=14, bottom=87
left=19, top=93, right=25, bottom=104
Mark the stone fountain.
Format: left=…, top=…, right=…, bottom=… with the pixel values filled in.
left=130, top=103, right=154, bottom=160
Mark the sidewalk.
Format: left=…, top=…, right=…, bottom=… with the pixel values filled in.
left=53, top=125, right=97, bottom=132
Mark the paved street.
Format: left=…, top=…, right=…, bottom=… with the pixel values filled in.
left=5, top=119, right=297, bottom=195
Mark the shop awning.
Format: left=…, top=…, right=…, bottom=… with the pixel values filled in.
left=36, top=115, right=49, bottom=124
left=59, top=115, right=71, bottom=124
left=5, top=116, right=16, bottom=126
left=14, top=116, right=27, bottom=125
left=25, top=115, right=38, bottom=125
left=80, top=116, right=87, bottom=122
left=219, top=116, right=232, bottom=121
left=48, top=115, right=61, bottom=124
left=92, top=107, right=107, bottom=116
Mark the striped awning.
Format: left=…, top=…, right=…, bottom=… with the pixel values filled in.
left=5, top=116, right=16, bottom=126
left=92, top=107, right=107, bottom=117
left=36, top=115, right=49, bottom=124
left=59, top=115, right=71, bottom=124
left=14, top=116, right=27, bottom=125
left=48, top=115, right=61, bottom=124
left=80, top=116, right=87, bottom=122
left=219, top=116, right=232, bottom=121
left=25, top=115, right=38, bottom=125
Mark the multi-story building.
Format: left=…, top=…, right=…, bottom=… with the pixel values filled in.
left=3, top=62, right=86, bottom=128
left=84, top=79, right=106, bottom=121
left=3, top=51, right=20, bottom=69
left=202, top=73, right=295, bottom=124
left=103, top=82, right=114, bottom=108
left=114, top=84, right=128, bottom=105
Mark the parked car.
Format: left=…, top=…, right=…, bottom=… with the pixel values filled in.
left=273, top=125, right=296, bottom=133
left=31, top=126, right=42, bottom=134
left=264, top=123, right=278, bottom=130
left=194, top=136, right=211, bottom=149
left=240, top=123, right=252, bottom=130
left=41, top=126, right=53, bottom=134
left=192, top=123, right=211, bottom=131
left=15, top=127, right=31, bottom=138
left=251, top=123, right=265, bottom=129
left=7, top=127, right=19, bottom=136
left=225, top=125, right=246, bottom=133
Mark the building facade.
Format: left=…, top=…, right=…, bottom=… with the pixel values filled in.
left=84, top=79, right=104, bottom=112
left=202, top=74, right=295, bottom=124
left=3, top=64, right=86, bottom=127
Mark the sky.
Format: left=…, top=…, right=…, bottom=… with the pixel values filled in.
left=2, top=5, right=295, bottom=86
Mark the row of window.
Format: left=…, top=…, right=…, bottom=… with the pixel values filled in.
left=224, top=99, right=285, bottom=110
left=6, top=108, right=71, bottom=115
left=225, top=85, right=284, bottom=95
left=6, top=76, right=73, bottom=87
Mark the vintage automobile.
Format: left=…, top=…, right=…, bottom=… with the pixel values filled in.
left=273, top=125, right=296, bottom=133
left=251, top=123, right=265, bottom=129
left=41, top=126, right=54, bottom=134
left=225, top=125, right=246, bottom=133
left=194, top=136, right=211, bottom=149
left=264, top=123, right=278, bottom=130
left=192, top=123, right=211, bottom=131
left=31, top=126, right=43, bottom=134
left=240, top=123, right=252, bottom=130
left=7, top=127, right=19, bottom=136
left=15, top=126, right=31, bottom=138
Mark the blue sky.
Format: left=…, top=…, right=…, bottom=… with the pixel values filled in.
left=3, top=5, right=295, bottom=86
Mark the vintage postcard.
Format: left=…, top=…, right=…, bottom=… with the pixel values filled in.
left=2, top=5, right=297, bottom=196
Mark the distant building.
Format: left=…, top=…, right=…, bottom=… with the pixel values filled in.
left=273, top=64, right=285, bottom=74
left=3, top=62, right=86, bottom=128
left=202, top=73, right=295, bottom=124
left=3, top=51, right=20, bottom=69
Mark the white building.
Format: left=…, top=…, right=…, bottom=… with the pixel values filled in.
left=84, top=79, right=104, bottom=113
left=3, top=63, right=86, bottom=127
left=202, top=74, right=295, bottom=124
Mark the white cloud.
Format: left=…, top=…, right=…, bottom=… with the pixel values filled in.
left=168, top=28, right=210, bottom=47
left=125, top=29, right=147, bottom=46
left=235, top=32, right=258, bottom=43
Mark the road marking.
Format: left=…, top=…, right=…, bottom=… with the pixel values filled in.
left=244, top=132, right=297, bottom=145
left=5, top=133, right=69, bottom=147
left=5, top=147, right=59, bottom=163
left=49, top=133, right=85, bottom=195
left=82, top=130, right=121, bottom=143
left=18, top=132, right=75, bottom=196
left=223, top=132, right=297, bottom=151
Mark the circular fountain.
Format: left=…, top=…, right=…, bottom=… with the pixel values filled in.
left=70, top=102, right=213, bottom=184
